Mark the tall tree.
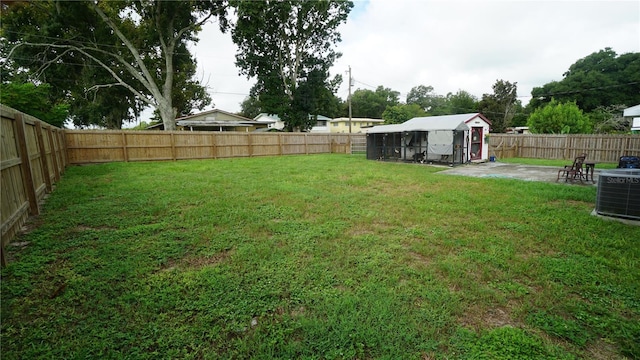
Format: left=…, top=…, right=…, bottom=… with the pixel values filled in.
left=478, top=79, right=519, bottom=133
left=445, top=90, right=478, bottom=114
left=530, top=48, right=640, bottom=113
left=2, top=1, right=227, bottom=130
left=406, top=85, right=447, bottom=115
left=231, top=0, right=352, bottom=131
left=350, top=86, right=400, bottom=118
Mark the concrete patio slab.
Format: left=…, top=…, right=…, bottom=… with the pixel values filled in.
left=439, top=161, right=599, bottom=185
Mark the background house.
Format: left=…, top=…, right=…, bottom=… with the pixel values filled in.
left=366, top=113, right=491, bottom=165
left=254, top=113, right=284, bottom=130
left=623, top=104, right=640, bottom=134
left=309, top=115, right=332, bottom=133
left=254, top=113, right=337, bottom=132
left=176, top=109, right=266, bottom=132
left=147, top=109, right=267, bottom=131
left=329, top=117, right=384, bottom=133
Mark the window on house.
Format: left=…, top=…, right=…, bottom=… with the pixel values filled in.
left=333, top=123, right=338, bottom=127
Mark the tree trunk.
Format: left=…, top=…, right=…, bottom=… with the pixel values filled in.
left=158, top=101, right=176, bottom=130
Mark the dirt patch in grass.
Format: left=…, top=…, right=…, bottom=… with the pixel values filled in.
left=161, top=248, right=234, bottom=272
left=73, top=225, right=118, bottom=232
left=547, top=199, right=593, bottom=209
left=347, top=225, right=375, bottom=237
left=583, top=338, right=621, bottom=360
left=459, top=304, right=520, bottom=331
left=408, top=251, right=432, bottom=266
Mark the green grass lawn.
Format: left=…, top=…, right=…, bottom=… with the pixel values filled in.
left=2, top=154, right=638, bottom=359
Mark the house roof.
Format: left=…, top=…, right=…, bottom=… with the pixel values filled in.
left=368, top=113, right=488, bottom=134
left=176, top=120, right=260, bottom=128
left=331, top=117, right=384, bottom=123
left=176, top=109, right=253, bottom=122
left=145, top=109, right=253, bottom=130
left=624, top=104, right=640, bottom=117
left=254, top=113, right=281, bottom=122
left=254, top=113, right=333, bottom=122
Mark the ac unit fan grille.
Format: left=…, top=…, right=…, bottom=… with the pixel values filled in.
left=596, top=170, right=640, bottom=220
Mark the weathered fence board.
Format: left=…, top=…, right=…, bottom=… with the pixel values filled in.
left=489, top=134, right=640, bottom=163
left=64, top=130, right=362, bottom=164
left=1, top=105, right=66, bottom=266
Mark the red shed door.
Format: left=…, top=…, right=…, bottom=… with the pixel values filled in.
left=470, top=127, right=483, bottom=160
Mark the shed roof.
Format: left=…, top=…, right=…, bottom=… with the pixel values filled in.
left=624, top=104, right=640, bottom=117
left=368, top=113, right=488, bottom=134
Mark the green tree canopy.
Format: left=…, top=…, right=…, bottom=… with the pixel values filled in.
left=238, top=94, right=262, bottom=120
left=0, top=82, right=69, bottom=127
left=231, top=0, right=352, bottom=131
left=406, top=86, right=479, bottom=116
left=445, top=90, right=479, bottom=114
left=530, top=48, right=640, bottom=113
left=527, top=99, right=592, bottom=134
left=2, top=0, right=226, bottom=129
left=382, top=103, right=427, bottom=124
left=350, top=86, right=400, bottom=118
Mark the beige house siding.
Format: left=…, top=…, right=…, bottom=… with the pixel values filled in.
left=330, top=118, right=384, bottom=133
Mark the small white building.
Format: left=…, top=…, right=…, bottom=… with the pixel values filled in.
left=254, top=113, right=285, bottom=130
left=366, top=113, right=492, bottom=165
left=623, top=104, right=640, bottom=134
left=253, top=113, right=334, bottom=132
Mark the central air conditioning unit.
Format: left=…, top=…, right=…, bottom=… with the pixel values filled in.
left=596, top=169, right=640, bottom=220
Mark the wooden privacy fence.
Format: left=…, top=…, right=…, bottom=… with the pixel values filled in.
left=65, top=130, right=364, bottom=164
left=1, top=105, right=67, bottom=266
left=489, top=134, right=640, bottom=163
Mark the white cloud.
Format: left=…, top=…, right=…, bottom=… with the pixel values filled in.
left=191, top=0, right=640, bottom=114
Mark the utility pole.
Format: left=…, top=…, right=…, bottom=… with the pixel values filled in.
left=348, top=66, right=352, bottom=134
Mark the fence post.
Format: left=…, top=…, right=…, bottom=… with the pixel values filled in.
left=211, top=131, right=218, bottom=159
left=46, top=126, right=61, bottom=182
left=278, top=133, right=282, bottom=155
left=60, top=130, right=69, bottom=166
left=247, top=133, right=253, bottom=157
left=34, top=121, right=52, bottom=193
left=623, top=137, right=631, bottom=158
left=14, top=114, right=40, bottom=216
left=170, top=132, right=176, bottom=161
left=53, top=129, right=65, bottom=173
left=121, top=131, right=129, bottom=162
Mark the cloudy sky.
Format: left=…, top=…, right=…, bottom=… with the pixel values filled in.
left=189, top=0, right=640, bottom=115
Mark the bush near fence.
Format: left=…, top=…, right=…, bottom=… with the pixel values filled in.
left=489, top=134, right=640, bottom=163
left=1, top=105, right=67, bottom=266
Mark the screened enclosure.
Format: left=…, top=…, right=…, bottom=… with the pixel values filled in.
left=365, top=114, right=489, bottom=166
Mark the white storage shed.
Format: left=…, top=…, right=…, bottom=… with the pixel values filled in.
left=366, top=113, right=491, bottom=165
